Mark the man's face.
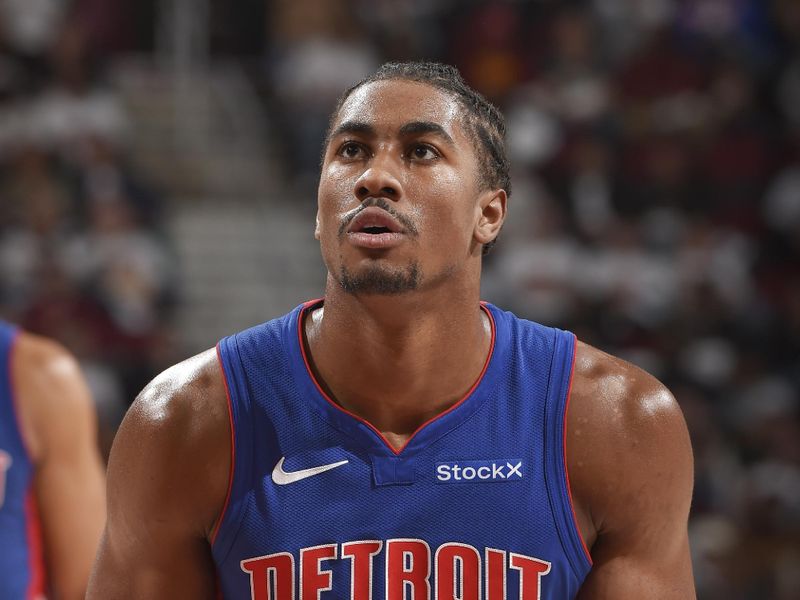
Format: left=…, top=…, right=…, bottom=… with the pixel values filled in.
left=316, top=79, right=502, bottom=296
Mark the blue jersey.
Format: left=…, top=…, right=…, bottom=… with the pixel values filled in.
left=213, top=301, right=592, bottom=599
left=0, top=323, right=46, bottom=599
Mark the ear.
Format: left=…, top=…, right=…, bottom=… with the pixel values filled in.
left=314, top=212, right=321, bottom=240
left=474, top=189, right=507, bottom=246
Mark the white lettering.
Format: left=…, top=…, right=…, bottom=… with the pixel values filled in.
left=507, top=462, right=523, bottom=478
left=435, top=460, right=524, bottom=483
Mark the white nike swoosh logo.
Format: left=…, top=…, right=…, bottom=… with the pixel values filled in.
left=271, top=457, right=349, bottom=485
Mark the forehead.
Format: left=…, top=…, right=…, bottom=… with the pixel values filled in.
left=331, top=80, right=467, bottom=140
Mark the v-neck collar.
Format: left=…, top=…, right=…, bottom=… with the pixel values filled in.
left=290, top=299, right=502, bottom=457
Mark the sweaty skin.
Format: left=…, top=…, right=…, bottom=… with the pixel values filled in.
left=12, top=332, right=106, bottom=600
left=87, top=79, right=695, bottom=599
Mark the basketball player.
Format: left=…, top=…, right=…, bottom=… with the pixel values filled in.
left=88, top=62, right=695, bottom=599
left=0, top=322, right=106, bottom=599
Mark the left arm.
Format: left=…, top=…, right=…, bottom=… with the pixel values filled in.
left=569, top=342, right=696, bottom=599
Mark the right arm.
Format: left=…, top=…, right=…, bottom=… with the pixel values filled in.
left=87, top=349, right=232, bottom=599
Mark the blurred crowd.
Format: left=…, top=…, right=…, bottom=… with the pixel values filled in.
left=0, top=0, right=797, bottom=598
left=0, top=1, right=177, bottom=452
left=261, top=1, right=800, bottom=598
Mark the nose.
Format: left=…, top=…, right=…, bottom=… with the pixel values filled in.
left=353, top=154, right=402, bottom=202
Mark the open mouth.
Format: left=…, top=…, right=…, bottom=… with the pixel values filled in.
left=345, top=207, right=406, bottom=249
left=361, top=226, right=392, bottom=234
left=347, top=206, right=404, bottom=235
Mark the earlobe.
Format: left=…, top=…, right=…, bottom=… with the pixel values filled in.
left=474, top=189, right=507, bottom=245
left=314, top=214, right=321, bottom=240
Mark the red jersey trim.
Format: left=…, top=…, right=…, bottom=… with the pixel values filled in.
left=563, top=334, right=593, bottom=565
left=24, top=488, right=45, bottom=599
left=210, top=343, right=236, bottom=546
left=297, top=299, right=496, bottom=456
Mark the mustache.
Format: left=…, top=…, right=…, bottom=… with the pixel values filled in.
left=338, top=198, right=419, bottom=237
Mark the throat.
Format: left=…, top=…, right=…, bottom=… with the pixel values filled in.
left=302, top=300, right=494, bottom=446
left=379, top=430, right=413, bottom=453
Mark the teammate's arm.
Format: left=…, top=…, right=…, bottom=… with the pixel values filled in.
left=13, top=334, right=106, bottom=600
left=569, top=342, right=696, bottom=599
left=87, top=349, right=231, bottom=600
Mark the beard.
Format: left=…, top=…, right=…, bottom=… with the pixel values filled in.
left=338, top=261, right=421, bottom=296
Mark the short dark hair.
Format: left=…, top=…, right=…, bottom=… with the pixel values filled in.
left=326, top=62, right=510, bottom=254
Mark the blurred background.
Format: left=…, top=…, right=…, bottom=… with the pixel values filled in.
left=0, top=0, right=797, bottom=597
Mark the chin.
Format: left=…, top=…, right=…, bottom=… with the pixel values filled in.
left=338, top=262, right=421, bottom=296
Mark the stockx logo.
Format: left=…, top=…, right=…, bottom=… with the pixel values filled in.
left=435, top=459, right=524, bottom=483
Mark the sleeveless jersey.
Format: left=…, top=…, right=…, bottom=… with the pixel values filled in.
left=213, top=301, right=592, bottom=599
left=0, top=323, right=46, bottom=599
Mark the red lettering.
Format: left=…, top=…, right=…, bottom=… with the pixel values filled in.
left=240, top=541, right=552, bottom=600
left=300, top=544, right=337, bottom=600
left=510, top=553, right=551, bottom=600
left=240, top=552, right=295, bottom=600
left=342, top=540, right=382, bottom=600
left=386, top=539, right=431, bottom=600
left=485, top=548, right=506, bottom=600
left=435, top=543, right=480, bottom=600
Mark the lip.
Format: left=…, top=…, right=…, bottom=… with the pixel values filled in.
left=347, top=206, right=404, bottom=234
left=345, top=206, right=406, bottom=250
left=346, top=231, right=406, bottom=249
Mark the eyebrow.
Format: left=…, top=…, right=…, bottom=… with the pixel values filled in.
left=328, top=120, right=455, bottom=146
left=328, top=121, right=375, bottom=142
left=398, top=121, right=455, bottom=146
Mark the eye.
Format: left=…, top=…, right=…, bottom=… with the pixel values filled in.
left=408, top=144, right=440, bottom=161
left=338, top=141, right=366, bottom=159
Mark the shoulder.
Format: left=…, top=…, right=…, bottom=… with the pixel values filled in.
left=107, top=347, right=230, bottom=538
left=571, top=340, right=683, bottom=431
left=11, top=331, right=96, bottom=462
left=13, top=331, right=86, bottom=392
left=118, top=348, right=229, bottom=476
left=128, top=347, right=227, bottom=435
left=567, top=341, right=693, bottom=545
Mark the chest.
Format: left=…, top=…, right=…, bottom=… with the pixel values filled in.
left=215, top=403, right=578, bottom=599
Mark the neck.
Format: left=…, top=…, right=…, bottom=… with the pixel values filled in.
left=304, top=277, right=492, bottom=450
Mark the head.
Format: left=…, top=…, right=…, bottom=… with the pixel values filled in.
left=316, top=62, right=510, bottom=298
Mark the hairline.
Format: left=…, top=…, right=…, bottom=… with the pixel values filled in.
left=325, top=77, right=500, bottom=193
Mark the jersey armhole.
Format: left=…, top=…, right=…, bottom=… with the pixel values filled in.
left=544, top=330, right=593, bottom=580
left=209, top=344, right=236, bottom=546
left=210, top=336, right=253, bottom=566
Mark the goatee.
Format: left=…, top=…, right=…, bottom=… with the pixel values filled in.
left=339, top=263, right=421, bottom=295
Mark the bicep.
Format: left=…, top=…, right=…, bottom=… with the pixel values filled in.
left=578, top=404, right=696, bottom=599
left=88, top=407, right=219, bottom=599
left=576, top=438, right=696, bottom=600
